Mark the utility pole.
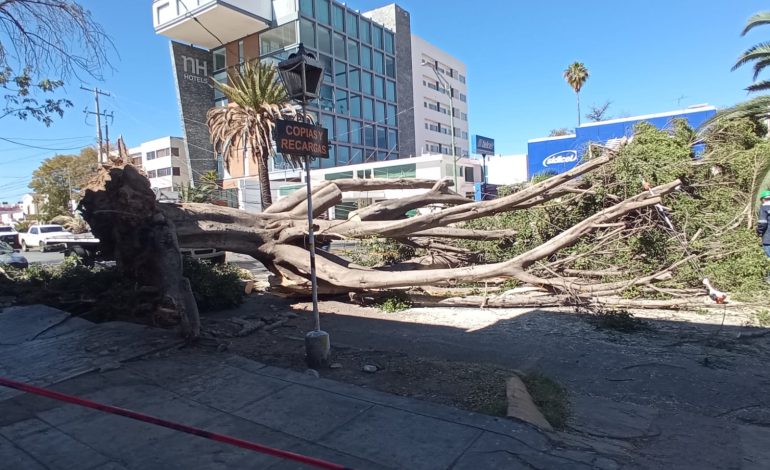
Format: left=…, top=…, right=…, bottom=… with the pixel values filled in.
left=103, top=111, right=114, bottom=158
left=81, top=86, right=111, bottom=163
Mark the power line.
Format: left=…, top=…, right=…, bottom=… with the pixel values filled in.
left=0, top=137, right=93, bottom=151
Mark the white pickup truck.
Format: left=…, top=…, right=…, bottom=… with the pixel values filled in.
left=19, top=224, right=74, bottom=252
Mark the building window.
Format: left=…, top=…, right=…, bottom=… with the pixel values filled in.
left=372, top=24, right=383, bottom=49
left=360, top=45, right=372, bottom=69
left=350, top=120, right=362, bottom=144
left=171, top=147, right=180, bottom=156
left=335, top=89, right=348, bottom=114
left=374, top=76, right=384, bottom=99
left=465, top=167, right=474, bottom=182
left=261, top=21, right=298, bottom=56
left=213, top=48, right=226, bottom=71
left=333, top=32, right=345, bottom=59
left=349, top=67, right=360, bottom=91
left=299, top=0, right=313, bottom=16
left=375, top=100, right=385, bottom=124
left=361, top=70, right=372, bottom=95
left=172, top=167, right=181, bottom=176
left=300, top=18, right=316, bottom=48
left=319, top=53, right=333, bottom=83
left=318, top=25, right=332, bottom=55
left=386, top=80, right=396, bottom=102
left=316, top=0, right=330, bottom=24
left=336, top=117, right=349, bottom=143
left=363, top=97, right=374, bottom=120
left=337, top=145, right=350, bottom=165
left=320, top=84, right=333, bottom=111
left=157, top=167, right=172, bottom=177
left=146, top=151, right=156, bottom=160
left=347, top=39, right=359, bottom=66
left=376, top=126, right=387, bottom=149
left=360, top=18, right=371, bottom=44
left=364, top=125, right=375, bottom=147
left=148, top=170, right=157, bottom=178
left=373, top=50, right=384, bottom=74
left=157, top=148, right=171, bottom=158
left=459, top=74, right=466, bottom=84
left=332, top=4, right=344, bottom=30
left=388, top=129, right=397, bottom=150
left=384, top=31, right=394, bottom=54
left=346, top=13, right=358, bottom=38
left=334, top=60, right=347, bottom=87
left=385, top=56, right=395, bottom=78
left=350, top=94, right=361, bottom=118
left=386, top=104, right=397, bottom=126
left=320, top=113, right=335, bottom=139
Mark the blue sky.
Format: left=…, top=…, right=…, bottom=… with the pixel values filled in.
left=0, top=0, right=767, bottom=201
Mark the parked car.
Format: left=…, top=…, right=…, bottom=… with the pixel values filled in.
left=0, top=241, right=28, bottom=269
left=19, top=224, right=73, bottom=252
left=0, top=226, right=19, bottom=248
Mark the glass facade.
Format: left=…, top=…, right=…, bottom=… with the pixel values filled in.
left=208, top=0, right=400, bottom=169
left=298, top=2, right=400, bottom=167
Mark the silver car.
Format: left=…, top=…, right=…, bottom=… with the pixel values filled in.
left=0, top=241, right=28, bottom=269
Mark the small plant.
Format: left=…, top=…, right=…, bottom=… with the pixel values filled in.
left=521, top=372, right=570, bottom=430
left=378, top=293, right=413, bottom=313
left=183, top=258, right=245, bottom=312
left=583, top=307, right=648, bottom=333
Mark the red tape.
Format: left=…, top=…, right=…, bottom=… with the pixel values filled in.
left=0, top=377, right=350, bottom=470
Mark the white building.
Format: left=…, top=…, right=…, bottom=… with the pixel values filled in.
left=127, top=136, right=193, bottom=191
left=275, top=154, right=482, bottom=220
left=411, top=35, right=469, bottom=158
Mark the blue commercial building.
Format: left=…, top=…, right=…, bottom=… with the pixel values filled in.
left=527, top=105, right=717, bottom=179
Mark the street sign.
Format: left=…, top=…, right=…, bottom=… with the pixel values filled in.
left=275, top=120, right=329, bottom=158
left=473, top=135, right=495, bottom=155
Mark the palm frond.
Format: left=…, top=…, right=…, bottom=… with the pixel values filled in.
left=746, top=80, right=770, bottom=93
left=741, top=11, right=770, bottom=36
left=732, top=42, right=770, bottom=71
left=563, top=62, right=589, bottom=93
left=699, top=96, right=770, bottom=133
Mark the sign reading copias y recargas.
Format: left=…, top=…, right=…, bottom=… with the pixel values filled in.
left=473, top=135, right=495, bottom=155
left=275, top=120, right=329, bottom=158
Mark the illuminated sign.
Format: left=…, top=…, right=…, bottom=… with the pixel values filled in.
left=473, top=135, right=495, bottom=155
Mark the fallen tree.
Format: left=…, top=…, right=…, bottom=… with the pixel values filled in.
left=79, top=119, right=770, bottom=338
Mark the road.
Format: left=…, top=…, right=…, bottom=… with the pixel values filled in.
left=21, top=250, right=63, bottom=265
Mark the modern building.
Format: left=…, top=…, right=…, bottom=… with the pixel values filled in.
left=152, top=1, right=468, bottom=206
left=527, top=104, right=717, bottom=179
left=127, top=136, right=193, bottom=192
left=410, top=35, right=469, bottom=158
left=274, top=154, right=482, bottom=219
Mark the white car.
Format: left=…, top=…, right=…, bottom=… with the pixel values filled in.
left=19, top=224, right=73, bottom=252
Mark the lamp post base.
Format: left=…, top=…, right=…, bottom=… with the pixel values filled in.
left=305, top=330, right=331, bottom=368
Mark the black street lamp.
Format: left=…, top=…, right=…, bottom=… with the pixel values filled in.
left=278, top=44, right=329, bottom=367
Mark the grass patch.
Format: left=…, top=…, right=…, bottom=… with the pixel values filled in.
left=756, top=309, right=770, bottom=327
left=378, top=293, right=413, bottom=313
left=521, top=372, right=570, bottom=429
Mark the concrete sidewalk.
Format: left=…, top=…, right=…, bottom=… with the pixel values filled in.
left=0, top=347, right=625, bottom=469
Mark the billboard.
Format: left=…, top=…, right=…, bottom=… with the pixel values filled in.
left=473, top=135, right=495, bottom=155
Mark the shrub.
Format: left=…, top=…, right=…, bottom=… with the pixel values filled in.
left=183, top=258, right=244, bottom=312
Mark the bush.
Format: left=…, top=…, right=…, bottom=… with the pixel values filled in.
left=350, top=237, right=415, bottom=267
left=183, top=258, right=244, bottom=312
left=378, top=293, right=412, bottom=313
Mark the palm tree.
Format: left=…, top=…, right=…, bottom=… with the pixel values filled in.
left=563, top=62, right=589, bottom=126
left=733, top=11, right=770, bottom=92
left=207, top=61, right=299, bottom=210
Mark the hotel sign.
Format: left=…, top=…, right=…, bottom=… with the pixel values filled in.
left=275, top=120, right=329, bottom=158
left=473, top=135, right=495, bottom=155
left=181, top=55, right=208, bottom=84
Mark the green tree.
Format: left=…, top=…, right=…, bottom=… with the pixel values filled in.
left=563, top=62, right=589, bottom=127
left=0, top=1, right=112, bottom=125
left=206, top=61, right=296, bottom=210
left=29, top=147, right=97, bottom=220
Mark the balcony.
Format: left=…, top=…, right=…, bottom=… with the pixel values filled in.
left=153, top=0, right=274, bottom=49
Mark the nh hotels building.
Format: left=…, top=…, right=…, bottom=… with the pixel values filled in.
left=152, top=0, right=469, bottom=198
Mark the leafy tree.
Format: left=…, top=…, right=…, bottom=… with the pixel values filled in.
left=207, top=61, right=297, bottom=210
left=585, top=101, right=612, bottom=122
left=0, top=1, right=112, bottom=125
left=29, top=147, right=97, bottom=220
left=563, top=62, right=589, bottom=126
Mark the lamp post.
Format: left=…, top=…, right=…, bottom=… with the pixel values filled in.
left=278, top=44, right=330, bottom=367
left=422, top=61, right=457, bottom=190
